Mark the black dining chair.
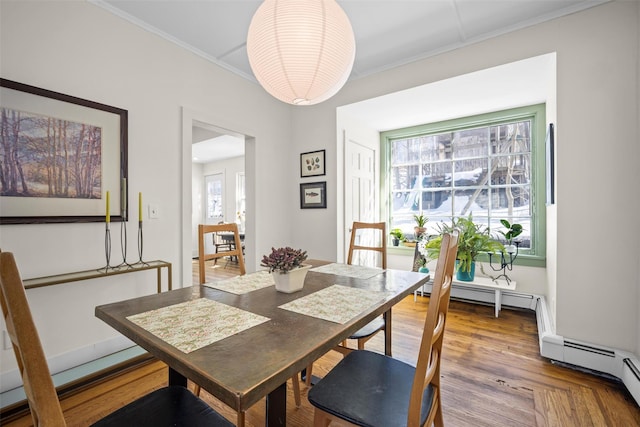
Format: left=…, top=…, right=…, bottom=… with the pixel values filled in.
left=307, top=231, right=459, bottom=427
left=0, top=251, right=235, bottom=427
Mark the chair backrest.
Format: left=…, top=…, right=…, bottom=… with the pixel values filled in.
left=347, top=222, right=387, bottom=269
left=198, top=223, right=246, bottom=284
left=0, top=252, right=67, bottom=426
left=407, top=231, right=459, bottom=427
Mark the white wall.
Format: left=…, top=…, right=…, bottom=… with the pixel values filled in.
left=291, top=1, right=639, bottom=353
left=0, top=1, right=292, bottom=380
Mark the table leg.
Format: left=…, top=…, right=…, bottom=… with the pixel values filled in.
left=265, top=382, right=286, bottom=426
left=168, top=367, right=187, bottom=387
left=495, top=289, right=501, bottom=318
left=384, top=309, right=392, bottom=356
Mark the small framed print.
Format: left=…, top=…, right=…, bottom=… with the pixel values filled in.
left=300, top=149, right=326, bottom=177
left=300, top=182, right=326, bottom=209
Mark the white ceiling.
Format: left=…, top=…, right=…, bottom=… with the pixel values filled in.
left=92, top=0, right=606, bottom=162
left=95, top=0, right=605, bottom=84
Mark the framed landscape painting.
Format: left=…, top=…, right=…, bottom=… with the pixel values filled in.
left=0, top=79, right=128, bottom=224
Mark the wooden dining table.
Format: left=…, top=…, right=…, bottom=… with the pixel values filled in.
left=95, top=259, right=430, bottom=426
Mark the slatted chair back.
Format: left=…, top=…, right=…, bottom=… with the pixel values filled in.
left=347, top=222, right=387, bottom=269
left=408, top=231, right=459, bottom=427
left=198, top=223, right=246, bottom=284
left=0, top=251, right=67, bottom=427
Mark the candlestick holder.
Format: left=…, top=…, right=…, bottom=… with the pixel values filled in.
left=99, top=223, right=113, bottom=273
left=115, top=218, right=135, bottom=269
left=133, top=220, right=149, bottom=266
left=487, top=241, right=520, bottom=284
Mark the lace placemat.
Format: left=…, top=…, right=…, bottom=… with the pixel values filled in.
left=126, top=298, right=270, bottom=353
left=204, top=270, right=274, bottom=294
left=278, top=284, right=389, bottom=324
left=310, top=263, right=384, bottom=280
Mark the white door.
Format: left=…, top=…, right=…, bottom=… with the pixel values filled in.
left=204, top=173, right=224, bottom=253
left=345, top=139, right=377, bottom=266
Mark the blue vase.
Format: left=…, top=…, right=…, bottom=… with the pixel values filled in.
left=419, top=267, right=429, bottom=274
left=455, top=260, right=475, bottom=282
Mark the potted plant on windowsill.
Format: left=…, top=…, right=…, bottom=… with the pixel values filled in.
left=261, top=247, right=310, bottom=293
left=390, top=228, right=404, bottom=246
left=424, top=214, right=503, bottom=282
left=498, top=219, right=523, bottom=255
left=413, top=212, right=428, bottom=240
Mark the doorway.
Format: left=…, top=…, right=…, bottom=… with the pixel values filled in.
left=182, top=108, right=254, bottom=286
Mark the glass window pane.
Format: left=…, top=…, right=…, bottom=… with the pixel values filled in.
left=491, top=121, right=531, bottom=154
left=421, top=162, right=452, bottom=188
left=491, top=154, right=530, bottom=185
left=491, top=187, right=531, bottom=212
left=391, top=165, right=419, bottom=190
left=391, top=138, right=420, bottom=163
left=453, top=158, right=487, bottom=187
left=421, top=189, right=452, bottom=216
left=452, top=189, right=489, bottom=217
left=452, top=128, right=488, bottom=158
left=421, top=135, right=452, bottom=162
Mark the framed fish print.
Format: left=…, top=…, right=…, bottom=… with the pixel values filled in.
left=300, top=181, right=326, bottom=209
left=300, top=149, right=325, bottom=177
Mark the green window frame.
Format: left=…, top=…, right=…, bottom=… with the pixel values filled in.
left=381, top=104, right=546, bottom=267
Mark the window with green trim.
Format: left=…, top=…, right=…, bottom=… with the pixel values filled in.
left=381, top=104, right=546, bottom=261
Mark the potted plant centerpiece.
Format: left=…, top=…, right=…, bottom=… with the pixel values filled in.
left=413, top=212, right=428, bottom=239
left=261, top=247, right=310, bottom=293
left=390, top=228, right=404, bottom=246
left=424, top=214, right=503, bottom=281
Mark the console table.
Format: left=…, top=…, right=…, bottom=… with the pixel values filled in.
left=415, top=274, right=516, bottom=317
left=23, top=260, right=172, bottom=293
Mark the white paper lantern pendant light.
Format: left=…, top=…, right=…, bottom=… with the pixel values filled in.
left=247, top=0, right=356, bottom=106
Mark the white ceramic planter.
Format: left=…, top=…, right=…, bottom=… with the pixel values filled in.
left=272, top=264, right=312, bottom=293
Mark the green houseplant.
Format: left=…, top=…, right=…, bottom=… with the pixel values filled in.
left=261, top=247, right=310, bottom=293
left=498, top=219, right=523, bottom=254
left=413, top=212, right=428, bottom=239
left=424, top=214, right=503, bottom=281
left=389, top=228, right=404, bottom=246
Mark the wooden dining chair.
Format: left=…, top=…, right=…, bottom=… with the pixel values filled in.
left=198, top=223, right=246, bottom=284
left=304, top=221, right=388, bottom=386
left=344, top=221, right=388, bottom=352
left=308, top=231, right=459, bottom=427
left=0, top=251, right=235, bottom=427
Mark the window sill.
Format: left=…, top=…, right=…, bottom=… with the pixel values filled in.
left=388, top=244, right=546, bottom=268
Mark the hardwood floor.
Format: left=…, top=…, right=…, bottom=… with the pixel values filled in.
left=4, top=261, right=639, bottom=426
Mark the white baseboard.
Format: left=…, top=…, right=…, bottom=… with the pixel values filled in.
left=0, top=335, right=133, bottom=394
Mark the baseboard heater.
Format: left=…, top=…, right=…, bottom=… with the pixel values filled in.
left=536, top=295, right=640, bottom=406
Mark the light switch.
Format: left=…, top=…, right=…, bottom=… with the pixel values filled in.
left=149, top=204, right=159, bottom=219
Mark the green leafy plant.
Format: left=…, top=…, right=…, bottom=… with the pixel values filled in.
left=424, top=214, right=504, bottom=273
left=261, top=247, right=308, bottom=273
left=413, top=212, right=428, bottom=227
left=390, top=228, right=404, bottom=241
left=498, top=219, right=523, bottom=245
